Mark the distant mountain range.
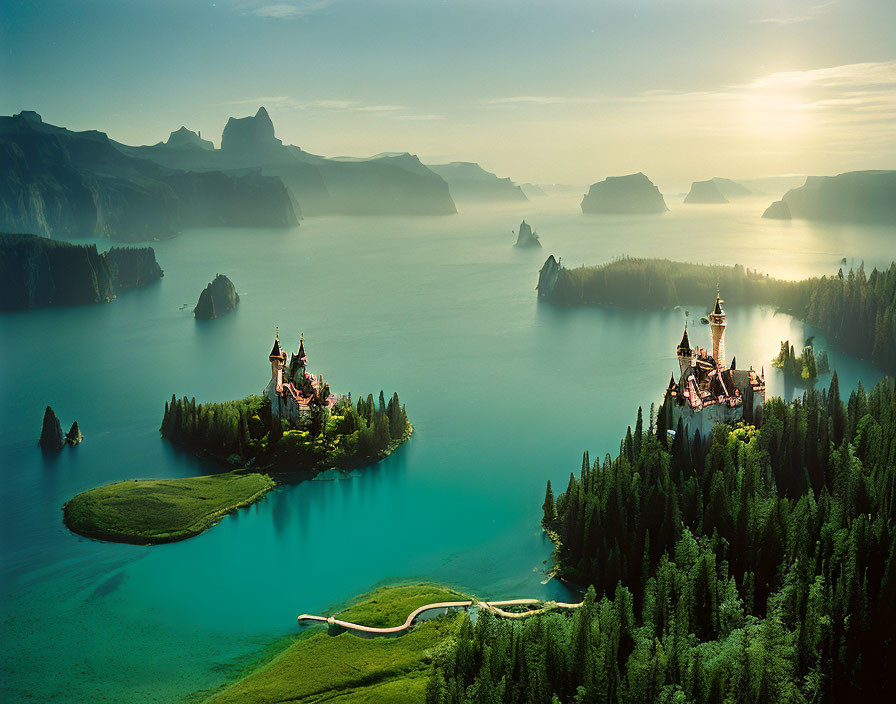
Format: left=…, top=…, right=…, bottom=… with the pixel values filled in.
left=0, top=107, right=458, bottom=242
left=121, top=107, right=457, bottom=218
left=425, top=162, right=527, bottom=202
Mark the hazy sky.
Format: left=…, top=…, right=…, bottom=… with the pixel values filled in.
left=2, top=0, right=894, bottom=190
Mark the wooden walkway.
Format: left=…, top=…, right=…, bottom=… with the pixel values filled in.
left=297, top=598, right=584, bottom=635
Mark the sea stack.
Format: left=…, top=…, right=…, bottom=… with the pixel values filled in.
left=581, top=173, right=668, bottom=214
left=194, top=274, right=239, bottom=319
left=66, top=421, right=83, bottom=446
left=684, top=179, right=729, bottom=204
left=514, top=219, right=541, bottom=248
left=39, top=406, right=65, bottom=450
left=763, top=200, right=792, bottom=219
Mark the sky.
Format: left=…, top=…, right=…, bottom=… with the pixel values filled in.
left=2, top=0, right=895, bottom=190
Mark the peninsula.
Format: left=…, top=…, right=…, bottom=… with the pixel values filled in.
left=0, top=233, right=163, bottom=309
left=762, top=170, right=896, bottom=224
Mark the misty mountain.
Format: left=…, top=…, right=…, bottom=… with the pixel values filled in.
left=426, top=161, right=527, bottom=203
left=581, top=173, right=668, bottom=214
left=764, top=171, right=896, bottom=224
left=123, top=107, right=456, bottom=216
left=684, top=179, right=728, bottom=204
left=0, top=111, right=298, bottom=242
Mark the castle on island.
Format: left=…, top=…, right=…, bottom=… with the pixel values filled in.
left=662, top=293, right=765, bottom=438
left=265, top=329, right=346, bottom=424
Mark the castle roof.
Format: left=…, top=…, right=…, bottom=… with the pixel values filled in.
left=713, top=295, right=724, bottom=316
left=678, top=326, right=691, bottom=353
left=298, top=333, right=306, bottom=362
left=270, top=337, right=284, bottom=359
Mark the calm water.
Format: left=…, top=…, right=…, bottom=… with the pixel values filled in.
left=0, top=196, right=891, bottom=702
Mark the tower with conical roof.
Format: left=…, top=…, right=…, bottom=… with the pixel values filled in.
left=676, top=323, right=696, bottom=374
left=709, top=292, right=727, bottom=368
left=269, top=326, right=286, bottom=392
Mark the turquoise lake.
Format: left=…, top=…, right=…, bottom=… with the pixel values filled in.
left=0, top=195, right=892, bottom=702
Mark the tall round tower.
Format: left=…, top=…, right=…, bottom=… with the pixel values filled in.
left=269, top=326, right=286, bottom=392
left=709, top=292, right=727, bottom=368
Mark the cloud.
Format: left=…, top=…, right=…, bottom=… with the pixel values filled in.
left=745, top=61, right=896, bottom=90
left=212, top=96, right=437, bottom=121
left=752, top=1, right=837, bottom=25
left=248, top=1, right=334, bottom=19
left=480, top=95, right=602, bottom=106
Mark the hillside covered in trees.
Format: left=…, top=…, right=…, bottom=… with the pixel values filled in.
left=161, top=391, right=411, bottom=472
left=427, top=377, right=896, bottom=703
left=536, top=257, right=896, bottom=373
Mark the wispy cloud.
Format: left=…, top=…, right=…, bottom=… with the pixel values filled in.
left=213, top=96, right=436, bottom=121
left=480, top=95, right=602, bottom=107
left=245, top=1, right=334, bottom=20
left=746, top=61, right=896, bottom=90
left=752, top=1, right=837, bottom=25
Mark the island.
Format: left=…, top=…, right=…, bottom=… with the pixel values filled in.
left=426, top=161, right=527, bottom=203
left=39, top=406, right=65, bottom=451
left=773, top=339, right=830, bottom=382
left=194, top=274, right=239, bottom=319
left=762, top=170, right=896, bottom=224
left=0, top=111, right=298, bottom=241
left=62, top=471, right=275, bottom=544
left=161, top=331, right=412, bottom=472
left=0, top=233, right=163, bottom=309
left=535, top=255, right=896, bottom=374
left=513, top=219, right=541, bottom=248
left=580, top=172, right=668, bottom=214
left=684, top=178, right=728, bottom=204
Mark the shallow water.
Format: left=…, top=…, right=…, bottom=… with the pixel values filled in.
left=0, top=195, right=891, bottom=702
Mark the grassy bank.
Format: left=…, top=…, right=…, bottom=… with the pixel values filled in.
left=62, top=471, right=275, bottom=545
left=196, top=583, right=471, bottom=704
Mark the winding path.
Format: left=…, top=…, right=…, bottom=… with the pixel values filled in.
left=297, top=598, right=584, bottom=635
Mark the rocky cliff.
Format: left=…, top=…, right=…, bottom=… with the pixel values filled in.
left=581, top=173, right=668, bottom=214
left=0, top=111, right=298, bottom=241
left=762, top=200, right=792, bottom=219
left=194, top=274, right=239, bottom=319
left=767, top=171, right=896, bottom=224
left=39, top=406, right=65, bottom=451
left=537, top=255, right=561, bottom=298
left=685, top=179, right=728, bottom=204
left=427, top=162, right=527, bottom=203
left=0, top=233, right=163, bottom=309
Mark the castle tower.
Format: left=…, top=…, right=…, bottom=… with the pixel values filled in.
left=269, top=326, right=286, bottom=392
left=676, top=323, right=695, bottom=374
left=709, top=292, right=727, bottom=368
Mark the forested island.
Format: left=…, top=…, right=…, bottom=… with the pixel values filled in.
left=773, top=339, right=830, bottom=382
left=537, top=256, right=896, bottom=374
left=425, top=377, right=896, bottom=702
left=0, top=233, right=163, bottom=309
left=160, top=391, right=411, bottom=472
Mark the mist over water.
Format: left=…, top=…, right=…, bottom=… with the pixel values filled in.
left=0, top=197, right=890, bottom=702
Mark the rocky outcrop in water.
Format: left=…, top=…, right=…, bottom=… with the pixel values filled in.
left=581, top=173, right=668, bottom=214
left=537, top=255, right=561, bottom=298
left=426, top=162, right=527, bottom=203
left=514, top=219, right=541, bottom=248
left=0, top=111, right=298, bottom=241
left=763, top=200, right=792, bottom=219
left=194, top=274, right=239, bottom=319
left=685, top=179, right=728, bottom=204
left=39, top=406, right=65, bottom=450
left=765, top=171, right=896, bottom=224
left=66, top=421, right=83, bottom=446
left=0, top=233, right=163, bottom=309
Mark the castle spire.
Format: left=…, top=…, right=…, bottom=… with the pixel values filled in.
left=298, top=332, right=306, bottom=361
left=709, top=290, right=727, bottom=368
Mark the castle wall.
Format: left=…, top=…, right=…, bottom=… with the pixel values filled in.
left=671, top=401, right=743, bottom=440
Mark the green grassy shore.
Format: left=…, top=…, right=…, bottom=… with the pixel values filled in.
left=62, top=471, right=275, bottom=545
left=195, top=583, right=471, bottom=704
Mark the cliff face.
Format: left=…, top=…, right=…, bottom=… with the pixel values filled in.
left=685, top=179, right=728, bottom=204
left=762, top=200, right=792, bottom=219
left=537, top=255, right=561, bottom=298
left=581, top=173, right=668, bottom=214
left=126, top=107, right=456, bottom=216
left=771, top=171, right=896, bottom=224
left=427, top=162, right=527, bottom=203
left=0, top=233, right=163, bottom=309
left=40, top=406, right=65, bottom=451
left=194, top=274, right=239, bottom=319
left=0, top=111, right=298, bottom=241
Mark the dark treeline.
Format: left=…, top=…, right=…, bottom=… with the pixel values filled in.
left=428, top=377, right=896, bottom=703
left=160, top=390, right=410, bottom=469
left=540, top=257, right=896, bottom=373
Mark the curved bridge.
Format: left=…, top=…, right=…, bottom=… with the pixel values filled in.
left=297, top=598, right=584, bottom=636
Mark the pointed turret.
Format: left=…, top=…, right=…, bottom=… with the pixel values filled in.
left=269, top=327, right=286, bottom=392
left=676, top=322, right=695, bottom=374
left=298, top=332, right=306, bottom=362
left=269, top=326, right=285, bottom=360
left=709, top=291, right=727, bottom=368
